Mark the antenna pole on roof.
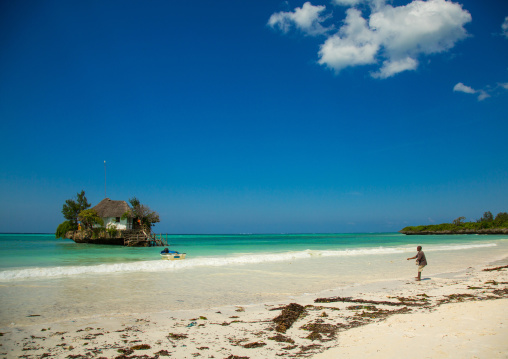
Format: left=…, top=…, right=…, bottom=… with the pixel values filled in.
left=104, top=160, right=107, bottom=198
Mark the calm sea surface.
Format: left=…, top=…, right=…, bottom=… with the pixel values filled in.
left=1, top=233, right=508, bottom=325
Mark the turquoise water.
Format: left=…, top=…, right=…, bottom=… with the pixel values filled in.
left=1, top=233, right=508, bottom=325
left=2, top=232, right=506, bottom=272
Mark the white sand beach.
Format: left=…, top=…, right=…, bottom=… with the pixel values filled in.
left=314, top=298, right=508, bottom=359
left=1, top=261, right=507, bottom=358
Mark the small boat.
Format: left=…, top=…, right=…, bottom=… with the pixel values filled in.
left=160, top=248, right=186, bottom=260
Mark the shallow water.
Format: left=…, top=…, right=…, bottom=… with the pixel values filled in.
left=1, top=233, right=507, bottom=326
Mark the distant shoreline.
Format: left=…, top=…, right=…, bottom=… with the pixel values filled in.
left=400, top=228, right=508, bottom=235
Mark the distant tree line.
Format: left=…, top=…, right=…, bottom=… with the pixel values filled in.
left=401, top=211, right=508, bottom=233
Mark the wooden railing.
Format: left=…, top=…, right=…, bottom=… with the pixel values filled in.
left=123, top=230, right=169, bottom=247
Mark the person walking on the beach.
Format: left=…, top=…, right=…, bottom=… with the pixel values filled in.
left=407, top=246, right=427, bottom=281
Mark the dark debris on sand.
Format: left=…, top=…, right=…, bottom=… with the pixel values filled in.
left=314, top=296, right=425, bottom=307
left=268, top=333, right=295, bottom=344
left=242, top=341, right=267, bottom=348
left=482, top=265, right=508, bottom=272
left=272, top=303, right=306, bottom=333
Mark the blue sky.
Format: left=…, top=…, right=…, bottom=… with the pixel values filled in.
left=1, top=0, right=507, bottom=234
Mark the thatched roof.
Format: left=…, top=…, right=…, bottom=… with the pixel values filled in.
left=92, top=198, right=131, bottom=218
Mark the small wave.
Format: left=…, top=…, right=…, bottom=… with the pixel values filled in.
left=0, top=243, right=496, bottom=281
left=430, top=243, right=497, bottom=251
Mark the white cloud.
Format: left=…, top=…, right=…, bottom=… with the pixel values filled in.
left=500, top=83, right=508, bottom=90
left=372, top=56, right=418, bottom=78
left=369, top=0, right=471, bottom=59
left=477, top=90, right=491, bottom=101
left=268, top=2, right=333, bottom=36
left=453, top=82, right=476, bottom=94
left=270, top=0, right=472, bottom=78
left=318, top=9, right=379, bottom=71
left=502, top=16, right=508, bottom=38
left=453, top=82, right=491, bottom=101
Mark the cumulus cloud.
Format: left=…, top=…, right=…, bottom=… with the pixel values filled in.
left=318, top=9, right=379, bottom=71
left=369, top=1, right=471, bottom=57
left=453, top=82, right=476, bottom=94
left=373, top=57, right=418, bottom=79
left=477, top=90, right=490, bottom=101
left=269, top=0, right=472, bottom=78
left=454, top=81, right=508, bottom=101
left=502, top=16, right=508, bottom=38
left=453, top=82, right=490, bottom=101
left=268, top=2, right=333, bottom=36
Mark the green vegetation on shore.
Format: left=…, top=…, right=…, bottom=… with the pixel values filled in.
left=56, top=190, right=92, bottom=239
left=401, top=211, right=508, bottom=233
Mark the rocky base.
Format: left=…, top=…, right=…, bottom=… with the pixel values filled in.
left=64, top=229, right=148, bottom=246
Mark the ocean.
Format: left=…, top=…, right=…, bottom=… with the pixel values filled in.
left=1, top=233, right=508, bottom=326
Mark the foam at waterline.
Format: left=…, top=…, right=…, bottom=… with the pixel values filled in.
left=429, top=243, right=497, bottom=251
left=0, top=243, right=497, bottom=281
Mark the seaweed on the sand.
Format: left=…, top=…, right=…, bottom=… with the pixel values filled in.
left=117, top=348, right=134, bottom=355
left=167, top=333, right=188, bottom=340
left=483, top=265, right=508, bottom=272
left=315, top=296, right=424, bottom=307
left=268, top=334, right=295, bottom=343
left=130, top=344, right=151, bottom=350
left=437, top=293, right=476, bottom=304
left=297, top=343, right=322, bottom=354
left=242, top=341, right=266, bottom=348
left=347, top=305, right=378, bottom=311
left=335, top=319, right=370, bottom=331
left=395, top=296, right=429, bottom=304
left=115, top=355, right=153, bottom=359
left=492, top=287, right=508, bottom=296
left=272, top=303, right=306, bottom=333
left=300, top=323, right=337, bottom=336
left=154, top=349, right=171, bottom=356
left=355, top=306, right=411, bottom=319
left=300, top=322, right=338, bottom=342
left=306, top=332, right=322, bottom=341
left=282, top=344, right=298, bottom=350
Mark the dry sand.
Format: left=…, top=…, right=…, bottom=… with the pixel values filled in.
left=313, top=298, right=508, bottom=359
left=1, top=263, right=507, bottom=358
